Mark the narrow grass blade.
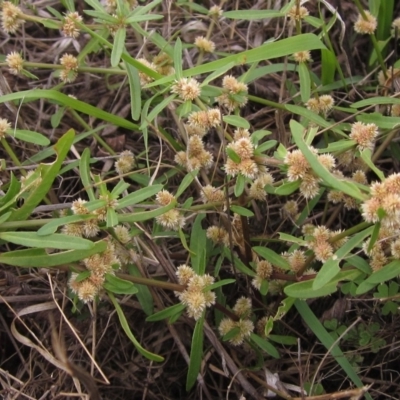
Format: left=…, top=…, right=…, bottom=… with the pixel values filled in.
left=80, top=148, right=95, bottom=201
left=0, top=232, right=94, bottom=250
left=10, top=129, right=75, bottom=222
left=37, top=215, right=95, bottom=236
left=125, top=62, right=141, bottom=121
left=186, top=314, right=205, bottom=390
left=190, top=214, right=207, bottom=275
left=0, top=90, right=139, bottom=130
left=116, top=184, right=163, bottom=209
left=0, top=240, right=107, bottom=267
left=295, top=300, right=373, bottom=400
left=108, top=292, right=163, bottom=362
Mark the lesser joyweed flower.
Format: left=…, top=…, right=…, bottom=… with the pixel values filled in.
left=62, top=11, right=83, bottom=38
left=218, top=297, right=254, bottom=345
left=115, top=150, right=135, bottom=175
left=6, top=51, right=23, bottom=75
left=59, top=53, right=79, bottom=83
left=175, top=265, right=216, bottom=320
left=0, top=118, right=11, bottom=139
left=1, top=1, right=23, bottom=34
left=349, top=121, right=378, bottom=151
left=354, top=11, right=377, bottom=35
left=194, top=36, right=215, bottom=53
left=171, top=78, right=201, bottom=101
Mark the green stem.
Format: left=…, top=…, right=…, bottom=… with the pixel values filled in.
left=69, top=110, right=116, bottom=155
left=1, top=137, right=25, bottom=175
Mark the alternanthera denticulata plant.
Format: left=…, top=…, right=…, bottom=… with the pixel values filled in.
left=2, top=0, right=400, bottom=398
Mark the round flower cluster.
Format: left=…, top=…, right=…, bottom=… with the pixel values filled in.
left=6, top=51, right=23, bottom=75
left=62, top=11, right=82, bottom=38
left=225, top=129, right=261, bottom=179
left=252, top=260, right=273, bottom=290
left=328, top=170, right=367, bottom=210
left=175, top=265, right=216, bottom=320
left=171, top=77, right=201, bottom=101
left=194, top=36, right=215, bottom=53
left=69, top=241, right=121, bottom=303
left=354, top=10, right=377, bottom=35
left=155, top=190, right=185, bottom=231
left=59, top=53, right=79, bottom=83
left=284, top=147, right=336, bottom=199
left=200, top=185, right=225, bottom=204
left=115, top=150, right=135, bottom=175
left=217, top=75, right=248, bottom=111
left=287, top=5, right=309, bottom=23
left=305, top=225, right=347, bottom=263
left=218, top=297, right=254, bottom=346
left=206, top=225, right=229, bottom=247
left=349, top=121, right=378, bottom=151
left=1, top=1, right=23, bottom=34
left=306, top=95, right=335, bottom=115
left=175, top=135, right=213, bottom=171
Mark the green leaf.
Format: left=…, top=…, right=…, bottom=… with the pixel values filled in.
left=321, top=49, right=336, bottom=85
left=146, top=303, right=186, bottom=322
left=298, top=62, right=311, bottom=102
left=127, top=264, right=153, bottom=315
left=313, top=226, right=374, bottom=290
left=174, top=37, right=183, bottom=80
left=108, top=292, right=163, bottom=362
left=186, top=315, right=205, bottom=390
left=286, top=269, right=362, bottom=299
left=234, top=174, right=245, bottom=197
left=176, top=170, right=198, bottom=199
left=0, top=90, right=138, bottom=130
left=253, top=246, right=291, bottom=270
left=268, top=334, right=297, bottom=345
left=80, top=148, right=95, bottom=201
left=226, top=147, right=241, bottom=163
left=33, top=217, right=99, bottom=237
left=51, top=107, right=65, bottom=128
left=273, top=180, right=301, bottom=195
left=125, top=62, right=141, bottom=121
left=295, top=300, right=372, bottom=400
left=319, top=140, right=354, bottom=153
left=103, top=273, right=138, bottom=294
left=0, top=240, right=107, bottom=267
left=111, top=180, right=130, bottom=197
left=190, top=214, right=206, bottom=275
left=254, top=140, right=277, bottom=154
left=116, top=184, right=163, bottom=209
left=359, top=149, right=385, bottom=181
left=250, top=333, right=280, bottom=358
left=178, top=228, right=193, bottom=254
left=286, top=105, right=345, bottom=136
left=279, top=232, right=307, bottom=245
left=12, top=130, right=50, bottom=146
left=111, top=27, right=126, bottom=67
left=140, top=94, right=176, bottom=130
left=290, top=120, right=365, bottom=200
left=106, top=208, right=118, bottom=227
left=223, top=115, right=250, bottom=129
left=223, top=10, right=284, bottom=19
left=364, top=260, right=400, bottom=285
left=148, top=34, right=325, bottom=88
left=0, top=173, right=20, bottom=212
left=206, top=279, right=236, bottom=291
left=230, top=205, right=254, bottom=217
left=10, top=130, right=75, bottom=222
left=0, top=232, right=94, bottom=250
left=118, top=201, right=177, bottom=223
left=222, top=247, right=255, bottom=276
